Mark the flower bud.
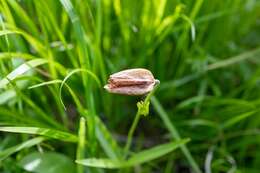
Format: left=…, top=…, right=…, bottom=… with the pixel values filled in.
left=104, top=68, right=159, bottom=95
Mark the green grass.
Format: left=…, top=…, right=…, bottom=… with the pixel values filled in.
left=0, top=0, right=260, bottom=172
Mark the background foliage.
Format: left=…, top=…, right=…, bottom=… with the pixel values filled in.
left=0, top=0, right=260, bottom=172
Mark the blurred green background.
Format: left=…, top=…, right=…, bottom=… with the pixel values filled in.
left=0, top=0, right=260, bottom=172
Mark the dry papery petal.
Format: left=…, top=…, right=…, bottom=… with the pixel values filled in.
left=104, top=68, right=159, bottom=95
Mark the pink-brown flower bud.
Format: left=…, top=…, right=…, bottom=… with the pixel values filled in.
left=104, top=68, right=159, bottom=95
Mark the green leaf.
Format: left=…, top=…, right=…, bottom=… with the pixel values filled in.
left=207, top=47, right=260, bottom=70
left=0, top=108, right=45, bottom=126
left=0, top=52, right=36, bottom=60
left=182, top=119, right=218, bottom=128
left=127, top=139, right=190, bottom=165
left=6, top=0, right=39, bottom=36
left=0, top=89, right=16, bottom=105
left=0, top=127, right=78, bottom=142
left=221, top=110, right=257, bottom=130
left=76, top=117, right=86, bottom=173
left=18, top=152, right=76, bottom=173
left=95, top=116, right=121, bottom=159
left=151, top=96, right=202, bottom=173
left=0, top=137, right=45, bottom=161
left=28, top=79, right=62, bottom=89
left=76, top=158, right=122, bottom=169
left=180, top=14, right=196, bottom=41
left=0, top=29, right=46, bottom=54
left=76, top=139, right=189, bottom=169
left=0, top=59, right=48, bottom=89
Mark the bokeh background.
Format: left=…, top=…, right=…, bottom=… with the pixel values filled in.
left=0, top=0, right=260, bottom=172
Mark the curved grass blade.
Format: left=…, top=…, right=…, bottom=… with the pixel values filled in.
left=0, top=127, right=78, bottom=142
left=180, top=14, right=196, bottom=41
left=0, top=59, right=48, bottom=89
left=59, top=68, right=101, bottom=110
left=60, top=0, right=97, bottom=154
left=29, top=79, right=84, bottom=113
left=0, top=29, right=46, bottom=54
left=76, top=139, right=189, bottom=169
left=0, top=52, right=67, bottom=76
left=28, top=80, right=62, bottom=89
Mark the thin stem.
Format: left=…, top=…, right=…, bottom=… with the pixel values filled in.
left=123, top=109, right=142, bottom=158
left=123, top=82, right=160, bottom=159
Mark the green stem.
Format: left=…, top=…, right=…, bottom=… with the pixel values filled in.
left=123, top=82, right=160, bottom=159
left=123, top=109, right=142, bottom=158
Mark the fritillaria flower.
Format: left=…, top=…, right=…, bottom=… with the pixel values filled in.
left=104, top=68, right=159, bottom=95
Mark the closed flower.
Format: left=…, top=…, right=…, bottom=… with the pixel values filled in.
left=104, top=68, right=159, bottom=95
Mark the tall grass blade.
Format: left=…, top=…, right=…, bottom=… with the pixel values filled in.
left=221, top=110, right=258, bottom=130
left=76, top=117, right=86, bottom=173
left=0, top=127, right=78, bottom=142
left=151, top=96, right=202, bottom=173
left=0, top=59, right=48, bottom=89
left=76, top=139, right=189, bottom=168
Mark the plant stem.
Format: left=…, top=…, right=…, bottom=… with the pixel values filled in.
left=123, top=109, right=142, bottom=158
left=123, top=82, right=160, bottom=159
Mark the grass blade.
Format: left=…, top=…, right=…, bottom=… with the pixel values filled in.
left=151, top=96, right=202, bottom=173
left=207, top=47, right=260, bottom=70
left=76, top=139, right=189, bottom=169
left=160, top=47, right=260, bottom=91
left=126, top=139, right=190, bottom=166
left=59, top=68, right=100, bottom=110
left=76, top=158, right=122, bottom=169
left=95, top=116, right=121, bottom=159
left=0, top=59, right=48, bottom=89
left=76, top=117, right=86, bottom=173
left=0, top=127, right=78, bottom=142
left=221, top=110, right=258, bottom=130
left=0, top=29, right=46, bottom=54
left=0, top=137, right=45, bottom=161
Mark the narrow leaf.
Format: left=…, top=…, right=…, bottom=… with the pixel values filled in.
left=76, top=139, right=189, bottom=169
left=221, top=110, right=257, bottom=130
left=0, top=137, right=45, bottom=161
left=0, top=59, right=48, bottom=89
left=0, top=127, right=78, bottom=142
